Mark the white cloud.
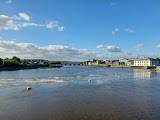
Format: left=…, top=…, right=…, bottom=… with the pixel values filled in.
left=46, top=21, right=58, bottom=28
left=12, top=15, right=21, bottom=20
left=114, top=28, right=119, bottom=32
left=112, top=28, right=120, bottom=35
left=1, top=41, right=153, bottom=60
left=96, top=45, right=134, bottom=59
left=18, top=13, right=30, bottom=21
left=0, top=13, right=64, bottom=31
left=58, top=26, right=64, bottom=31
left=0, top=15, right=19, bottom=30
left=45, top=21, right=64, bottom=31
left=156, top=44, right=160, bottom=48
left=112, top=28, right=136, bottom=35
left=96, top=45, right=121, bottom=52
left=6, top=0, right=12, bottom=4
left=0, top=40, right=97, bottom=61
left=22, top=22, right=44, bottom=27
left=124, top=28, right=135, bottom=33
left=135, top=44, right=143, bottom=49
left=112, top=31, right=115, bottom=35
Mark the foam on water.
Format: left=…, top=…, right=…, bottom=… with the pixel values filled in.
left=25, top=78, right=65, bottom=84
left=0, top=77, right=65, bottom=88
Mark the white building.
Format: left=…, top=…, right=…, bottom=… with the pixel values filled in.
left=133, top=57, right=159, bottom=67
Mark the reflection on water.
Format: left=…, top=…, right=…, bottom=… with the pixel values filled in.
left=134, top=69, right=151, bottom=80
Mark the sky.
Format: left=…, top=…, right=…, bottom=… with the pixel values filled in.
left=0, top=0, right=160, bottom=61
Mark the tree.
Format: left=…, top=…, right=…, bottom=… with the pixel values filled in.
left=51, top=61, right=61, bottom=64
left=120, top=62, right=125, bottom=65
left=21, top=59, right=28, bottom=66
left=0, top=58, right=3, bottom=65
left=78, top=62, right=83, bottom=65
left=4, top=58, right=9, bottom=60
left=3, top=59, right=20, bottom=67
left=156, top=58, right=160, bottom=64
left=156, top=58, right=160, bottom=60
left=12, top=56, right=21, bottom=63
left=44, top=61, right=50, bottom=65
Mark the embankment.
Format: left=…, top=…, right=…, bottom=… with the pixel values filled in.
left=0, top=65, right=49, bottom=71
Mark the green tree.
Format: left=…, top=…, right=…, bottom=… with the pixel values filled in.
left=3, top=59, right=20, bottom=67
left=120, top=62, right=125, bottom=65
left=78, top=62, right=83, bottom=65
left=44, top=61, right=50, bottom=65
left=21, top=59, right=28, bottom=66
left=0, top=58, right=3, bottom=65
left=12, top=56, right=21, bottom=63
left=156, top=58, right=160, bottom=64
left=4, top=58, right=9, bottom=60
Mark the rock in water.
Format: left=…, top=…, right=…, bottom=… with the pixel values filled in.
left=27, top=87, right=31, bottom=90
left=88, top=79, right=92, bottom=82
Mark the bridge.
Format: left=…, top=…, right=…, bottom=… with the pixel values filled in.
left=61, top=62, right=83, bottom=66
left=62, top=63, right=83, bottom=66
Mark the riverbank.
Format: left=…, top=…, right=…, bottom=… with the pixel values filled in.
left=86, top=64, right=158, bottom=70
left=0, top=65, right=62, bottom=71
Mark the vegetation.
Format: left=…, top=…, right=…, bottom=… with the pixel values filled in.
left=44, top=61, right=50, bottom=65
left=3, top=59, right=21, bottom=67
left=119, top=62, right=125, bottom=65
left=21, top=59, right=28, bottom=66
left=0, top=56, right=63, bottom=69
left=0, top=58, right=3, bottom=65
left=78, top=62, right=83, bottom=65
left=1, top=56, right=23, bottom=67
left=156, top=58, right=160, bottom=64
left=50, top=61, right=62, bottom=64
left=12, top=56, right=21, bottom=62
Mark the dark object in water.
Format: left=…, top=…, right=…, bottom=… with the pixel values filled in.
left=27, top=87, right=31, bottom=90
left=88, top=79, right=92, bottom=82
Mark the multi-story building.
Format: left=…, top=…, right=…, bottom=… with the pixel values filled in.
left=133, top=56, right=159, bottom=67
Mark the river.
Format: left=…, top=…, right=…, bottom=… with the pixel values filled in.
left=0, top=66, right=160, bottom=120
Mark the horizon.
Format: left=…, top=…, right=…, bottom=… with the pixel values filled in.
left=0, top=0, right=160, bottom=61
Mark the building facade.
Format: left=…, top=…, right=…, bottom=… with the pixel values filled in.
left=133, top=57, right=159, bottom=66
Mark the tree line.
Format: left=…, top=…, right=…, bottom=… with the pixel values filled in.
left=0, top=56, right=62, bottom=67
left=0, top=56, right=28, bottom=67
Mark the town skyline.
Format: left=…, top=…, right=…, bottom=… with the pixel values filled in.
left=0, top=0, right=160, bottom=61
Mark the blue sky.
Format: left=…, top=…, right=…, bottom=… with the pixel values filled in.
left=0, top=0, right=160, bottom=61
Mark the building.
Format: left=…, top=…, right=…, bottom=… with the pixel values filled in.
left=133, top=56, right=159, bottom=67
left=119, top=58, right=129, bottom=64
left=87, top=59, right=105, bottom=66
left=127, top=60, right=134, bottom=66
left=119, top=58, right=134, bottom=66
left=112, top=60, right=120, bottom=66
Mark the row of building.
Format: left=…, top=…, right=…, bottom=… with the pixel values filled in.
left=83, top=56, right=160, bottom=67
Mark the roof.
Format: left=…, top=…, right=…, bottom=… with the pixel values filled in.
left=134, top=57, right=157, bottom=61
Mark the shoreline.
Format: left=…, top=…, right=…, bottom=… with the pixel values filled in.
left=0, top=65, right=62, bottom=71
left=85, top=65, right=158, bottom=70
left=0, top=64, right=159, bottom=72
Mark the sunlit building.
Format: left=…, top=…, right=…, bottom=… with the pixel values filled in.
left=133, top=56, right=159, bottom=67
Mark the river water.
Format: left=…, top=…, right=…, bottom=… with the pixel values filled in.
left=0, top=66, right=160, bottom=120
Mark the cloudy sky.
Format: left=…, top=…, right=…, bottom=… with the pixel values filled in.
left=0, top=0, right=160, bottom=61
